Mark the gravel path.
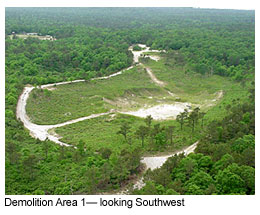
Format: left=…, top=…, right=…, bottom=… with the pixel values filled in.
left=141, top=141, right=199, bottom=170
left=16, top=44, right=168, bottom=146
left=120, top=141, right=199, bottom=193
left=145, top=67, right=166, bottom=87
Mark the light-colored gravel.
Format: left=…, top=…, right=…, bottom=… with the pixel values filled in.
left=121, top=103, right=191, bottom=120
left=141, top=141, right=199, bottom=170
left=128, top=141, right=199, bottom=192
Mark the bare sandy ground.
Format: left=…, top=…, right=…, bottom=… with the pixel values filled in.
left=121, top=103, right=191, bottom=120
left=148, top=55, right=160, bottom=61
left=141, top=141, right=199, bottom=171
left=143, top=55, right=161, bottom=62
left=146, top=67, right=166, bottom=87
left=129, top=44, right=165, bottom=63
left=130, top=45, right=150, bottom=63
left=204, top=90, right=224, bottom=108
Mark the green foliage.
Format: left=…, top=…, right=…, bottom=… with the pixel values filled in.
left=144, top=115, right=153, bottom=129
left=231, top=134, right=254, bottom=153
left=185, top=183, right=204, bottom=195
left=135, top=96, right=255, bottom=195
left=176, top=109, right=188, bottom=130
left=5, top=7, right=254, bottom=195
left=117, top=122, right=131, bottom=141
left=136, top=125, right=149, bottom=147
left=133, top=45, right=142, bottom=51
left=215, top=166, right=246, bottom=194
left=186, top=171, right=214, bottom=191
left=26, top=67, right=165, bottom=124
left=153, top=132, right=167, bottom=150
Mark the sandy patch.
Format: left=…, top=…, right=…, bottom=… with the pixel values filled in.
left=46, top=87, right=57, bottom=91
left=146, top=67, right=166, bottom=87
left=120, top=141, right=199, bottom=193
left=216, top=90, right=224, bottom=100
left=129, top=44, right=165, bottom=63
left=144, top=55, right=161, bottom=62
left=103, top=97, right=137, bottom=108
left=141, top=141, right=198, bottom=170
left=204, top=90, right=224, bottom=108
left=121, top=103, right=191, bottom=120
left=167, top=91, right=176, bottom=97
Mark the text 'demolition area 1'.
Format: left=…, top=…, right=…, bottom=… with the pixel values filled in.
left=5, top=197, right=185, bottom=209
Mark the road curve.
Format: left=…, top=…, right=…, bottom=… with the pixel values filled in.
left=141, top=141, right=199, bottom=171
left=16, top=44, right=166, bottom=146
left=118, top=141, right=199, bottom=193
left=15, top=44, right=199, bottom=195
left=16, top=85, right=113, bottom=146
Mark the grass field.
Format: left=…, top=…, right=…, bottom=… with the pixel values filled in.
left=27, top=52, right=249, bottom=154
left=26, top=57, right=247, bottom=125
left=26, top=66, right=168, bottom=124
left=140, top=54, right=249, bottom=120
left=54, top=113, right=200, bottom=153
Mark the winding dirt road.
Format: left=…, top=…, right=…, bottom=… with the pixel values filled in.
left=16, top=84, right=115, bottom=146
left=16, top=44, right=169, bottom=146
left=16, top=44, right=199, bottom=194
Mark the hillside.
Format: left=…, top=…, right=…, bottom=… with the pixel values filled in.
left=5, top=8, right=254, bottom=195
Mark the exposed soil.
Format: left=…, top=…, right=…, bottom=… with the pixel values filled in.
left=116, top=141, right=199, bottom=194
left=141, top=141, right=198, bottom=170
left=121, top=103, right=191, bottom=120
left=145, top=67, right=166, bottom=87
left=204, top=90, right=224, bottom=108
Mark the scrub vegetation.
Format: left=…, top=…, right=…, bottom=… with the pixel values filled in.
left=5, top=8, right=254, bottom=195
left=26, top=66, right=167, bottom=124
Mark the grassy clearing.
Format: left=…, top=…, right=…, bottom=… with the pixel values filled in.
left=55, top=113, right=145, bottom=151
left=29, top=52, right=248, bottom=156
left=140, top=55, right=249, bottom=118
left=27, top=53, right=247, bottom=126
left=55, top=113, right=200, bottom=154
left=26, top=66, right=168, bottom=125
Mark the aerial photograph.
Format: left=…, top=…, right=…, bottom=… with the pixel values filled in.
left=5, top=7, right=255, bottom=195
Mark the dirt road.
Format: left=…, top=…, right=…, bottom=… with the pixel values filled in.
left=119, top=141, right=199, bottom=193
left=145, top=67, right=166, bottom=87
left=141, top=141, right=199, bottom=170
left=16, top=44, right=168, bottom=146
left=16, top=86, right=112, bottom=146
left=16, top=44, right=199, bottom=195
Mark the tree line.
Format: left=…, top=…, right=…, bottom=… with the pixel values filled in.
left=133, top=87, right=255, bottom=195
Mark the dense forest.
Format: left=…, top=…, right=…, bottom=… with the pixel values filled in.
left=5, top=8, right=254, bottom=194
